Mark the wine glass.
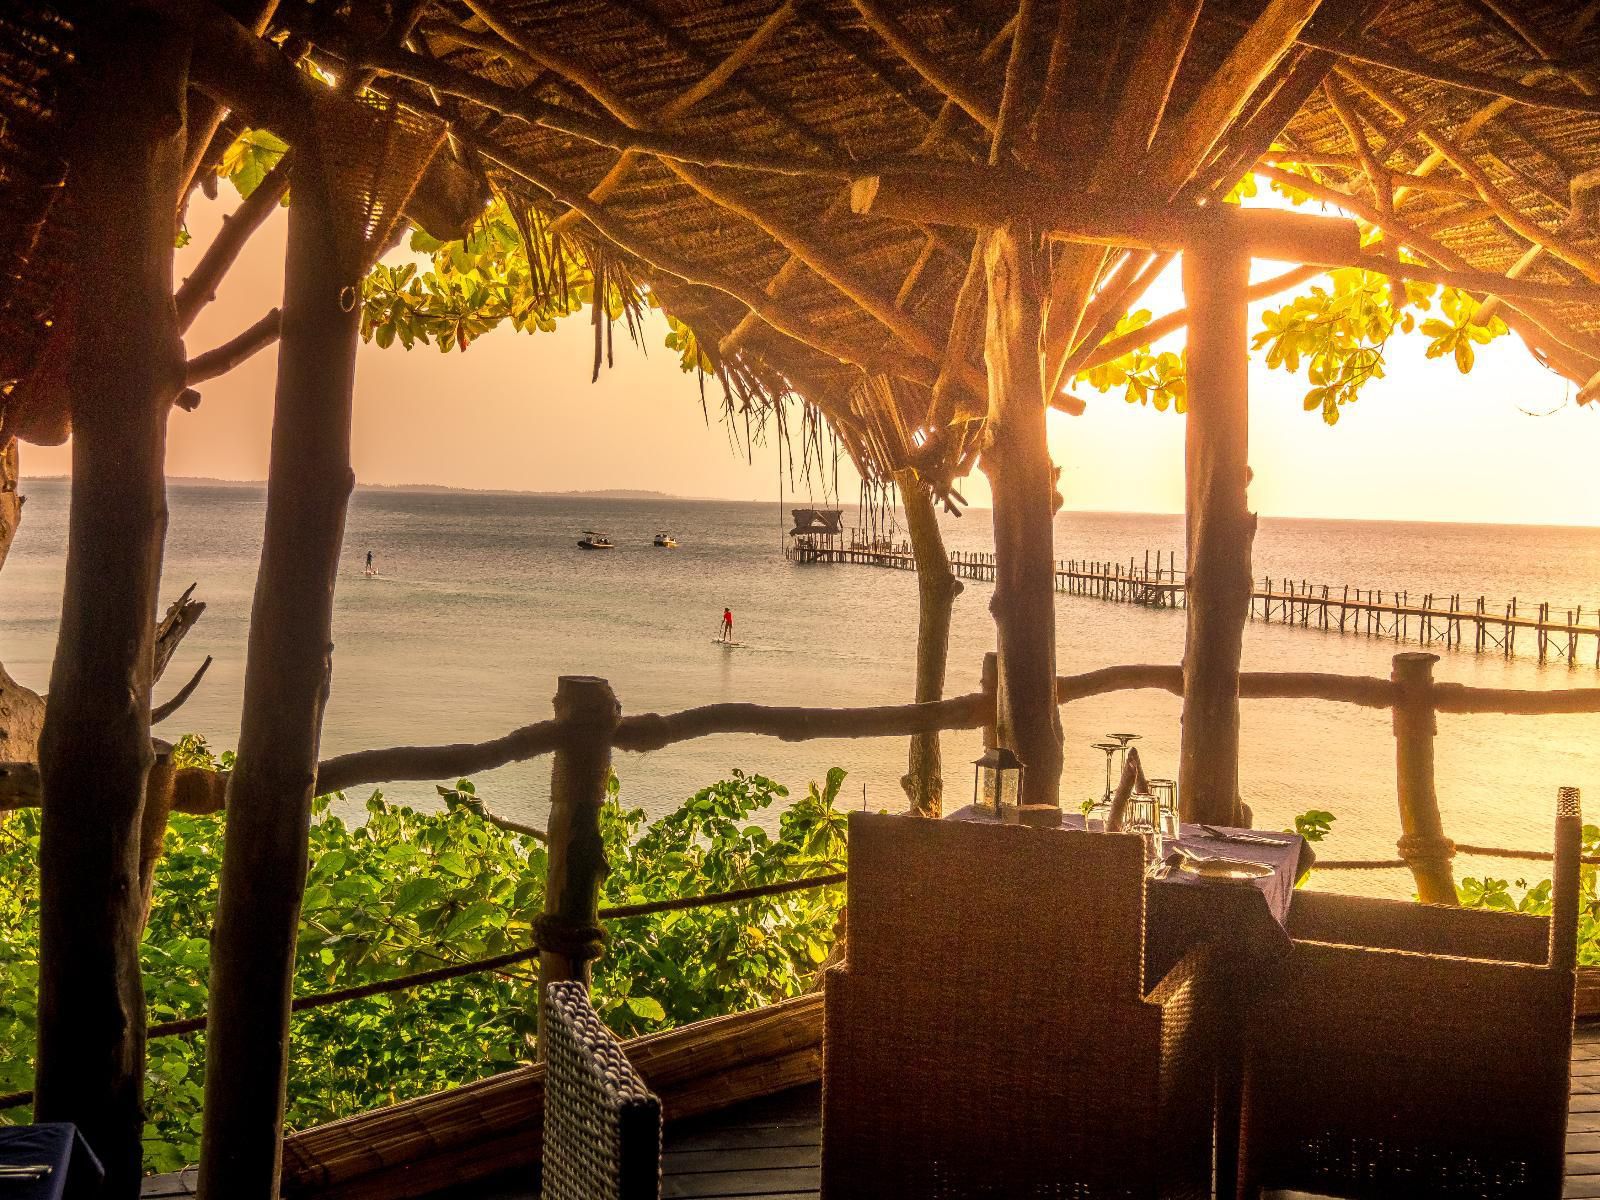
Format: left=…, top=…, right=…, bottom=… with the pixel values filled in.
left=1089, top=742, right=1120, bottom=830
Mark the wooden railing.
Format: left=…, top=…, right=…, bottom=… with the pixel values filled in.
left=5, top=648, right=1596, bottom=1114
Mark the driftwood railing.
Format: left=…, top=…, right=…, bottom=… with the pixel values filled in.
left=4, top=649, right=1596, bottom=1117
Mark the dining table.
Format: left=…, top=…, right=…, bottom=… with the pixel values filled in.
left=944, top=803, right=1316, bottom=1194
left=0, top=1123, right=103, bottom=1200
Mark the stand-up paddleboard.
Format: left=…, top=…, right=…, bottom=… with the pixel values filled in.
left=711, top=639, right=742, bottom=647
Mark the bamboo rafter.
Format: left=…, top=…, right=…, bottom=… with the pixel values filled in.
left=457, top=3, right=971, bottom=389
left=548, top=0, right=802, bottom=235
left=480, top=146, right=924, bottom=384
left=1339, top=64, right=1600, bottom=285
left=1254, top=161, right=1600, bottom=383
left=1254, top=20, right=1600, bottom=116
left=847, top=0, right=999, bottom=132
left=716, top=13, right=1015, bottom=383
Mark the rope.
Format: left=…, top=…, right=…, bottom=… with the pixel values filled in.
left=0, top=870, right=849, bottom=1111
left=1453, top=843, right=1600, bottom=867
left=1312, top=858, right=1409, bottom=870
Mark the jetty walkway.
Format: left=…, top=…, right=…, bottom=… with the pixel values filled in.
left=788, top=533, right=1600, bottom=667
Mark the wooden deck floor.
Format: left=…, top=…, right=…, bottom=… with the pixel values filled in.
left=139, top=1024, right=1600, bottom=1198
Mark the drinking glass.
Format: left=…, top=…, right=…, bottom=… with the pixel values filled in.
left=1122, top=793, right=1162, bottom=863
left=1089, top=742, right=1120, bottom=831
left=1149, top=778, right=1179, bottom=839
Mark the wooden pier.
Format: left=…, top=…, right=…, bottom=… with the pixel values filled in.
left=788, top=533, right=1600, bottom=667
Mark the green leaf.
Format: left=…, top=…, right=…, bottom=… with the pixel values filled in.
left=624, top=996, right=666, bottom=1021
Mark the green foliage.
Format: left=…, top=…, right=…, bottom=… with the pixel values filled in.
left=663, top=312, right=714, bottom=375
left=595, top=766, right=846, bottom=1035
left=1076, top=310, right=1187, bottom=413
left=356, top=197, right=702, bottom=371
left=1291, top=809, right=1336, bottom=843
left=217, top=128, right=288, bottom=200
left=1074, top=166, right=1511, bottom=424
left=1458, top=822, right=1600, bottom=967
left=0, top=737, right=847, bottom=1172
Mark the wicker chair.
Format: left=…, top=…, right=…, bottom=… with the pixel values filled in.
left=1238, top=787, right=1583, bottom=1200
left=821, top=811, right=1218, bottom=1199
left=541, top=980, right=662, bottom=1200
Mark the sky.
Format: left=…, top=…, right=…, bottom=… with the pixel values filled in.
left=20, top=190, right=1600, bottom=526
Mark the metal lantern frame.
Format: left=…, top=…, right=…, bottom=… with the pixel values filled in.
left=972, top=747, right=1024, bottom=815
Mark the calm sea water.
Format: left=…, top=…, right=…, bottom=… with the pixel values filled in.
left=3, top=480, right=1598, bottom=896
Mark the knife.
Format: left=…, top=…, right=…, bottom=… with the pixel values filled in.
left=1198, top=824, right=1291, bottom=847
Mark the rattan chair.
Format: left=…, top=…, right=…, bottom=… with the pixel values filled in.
left=821, top=811, right=1218, bottom=1199
left=541, top=980, right=662, bottom=1200
left=1238, top=787, right=1583, bottom=1200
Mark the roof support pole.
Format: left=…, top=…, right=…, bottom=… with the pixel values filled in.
left=537, top=675, right=620, bottom=1045
left=1178, top=242, right=1255, bottom=826
left=197, top=148, right=361, bottom=1200
left=894, top=468, right=963, bottom=817
left=981, top=223, right=1063, bottom=807
left=31, top=8, right=189, bottom=1195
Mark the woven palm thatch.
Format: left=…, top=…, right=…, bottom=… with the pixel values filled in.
left=297, top=0, right=1600, bottom=492
left=4, top=0, right=1600, bottom=488
left=313, top=91, right=449, bottom=275
left=0, top=5, right=73, bottom=400
left=1275, top=1, right=1600, bottom=381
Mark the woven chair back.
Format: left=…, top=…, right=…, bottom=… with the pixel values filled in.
left=1550, top=786, right=1583, bottom=971
left=824, top=813, right=1172, bottom=1198
left=844, top=812, right=1148, bottom=994
left=542, top=981, right=662, bottom=1200
left=1241, top=788, right=1583, bottom=1199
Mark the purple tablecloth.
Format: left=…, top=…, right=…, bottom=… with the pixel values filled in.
left=0, top=1124, right=103, bottom=1200
left=945, top=806, right=1314, bottom=984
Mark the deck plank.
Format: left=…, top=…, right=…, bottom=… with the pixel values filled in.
left=143, top=1025, right=1600, bottom=1198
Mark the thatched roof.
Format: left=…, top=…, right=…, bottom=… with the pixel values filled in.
left=4, top=0, right=1600, bottom=496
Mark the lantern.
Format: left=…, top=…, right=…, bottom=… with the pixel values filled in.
left=972, top=747, right=1024, bottom=816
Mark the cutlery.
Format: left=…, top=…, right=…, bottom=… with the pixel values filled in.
left=0, top=1164, right=52, bottom=1179
left=1173, top=844, right=1272, bottom=870
left=1198, top=824, right=1290, bottom=847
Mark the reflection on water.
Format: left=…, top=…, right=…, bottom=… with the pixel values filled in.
left=2, top=480, right=1597, bottom=898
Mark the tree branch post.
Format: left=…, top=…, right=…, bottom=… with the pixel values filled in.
left=895, top=469, right=962, bottom=816
left=1392, top=652, right=1457, bottom=904
left=537, top=676, right=621, bottom=1049
left=0, top=439, right=20, bottom=574
left=197, top=145, right=361, bottom=1200
left=31, top=7, right=189, bottom=1195
left=1178, top=241, right=1255, bottom=825
left=981, top=223, right=1064, bottom=806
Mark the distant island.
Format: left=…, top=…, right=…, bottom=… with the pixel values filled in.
left=27, top=475, right=701, bottom=502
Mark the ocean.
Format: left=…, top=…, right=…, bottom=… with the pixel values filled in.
left=3, top=479, right=1598, bottom=896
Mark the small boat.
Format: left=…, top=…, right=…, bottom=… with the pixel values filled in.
left=653, top=532, right=679, bottom=548
left=577, top=531, right=614, bottom=550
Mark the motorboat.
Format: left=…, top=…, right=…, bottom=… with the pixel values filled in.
left=653, top=532, right=679, bottom=548
left=577, top=531, right=614, bottom=550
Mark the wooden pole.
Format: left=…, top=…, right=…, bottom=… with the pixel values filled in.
left=32, top=9, right=188, bottom=1193
left=981, top=223, right=1064, bottom=806
left=1391, top=652, right=1457, bottom=905
left=538, top=675, right=621, bottom=1042
left=197, top=148, right=362, bottom=1200
left=894, top=470, right=962, bottom=817
left=1178, top=242, right=1255, bottom=826
left=0, top=439, right=20, bottom=575
left=981, top=651, right=999, bottom=753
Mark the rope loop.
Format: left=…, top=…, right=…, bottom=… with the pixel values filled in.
left=533, top=913, right=607, bottom=963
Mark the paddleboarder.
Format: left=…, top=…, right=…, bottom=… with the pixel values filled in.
left=720, top=607, right=734, bottom=643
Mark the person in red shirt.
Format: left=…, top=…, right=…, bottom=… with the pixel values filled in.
left=720, top=608, right=734, bottom=643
